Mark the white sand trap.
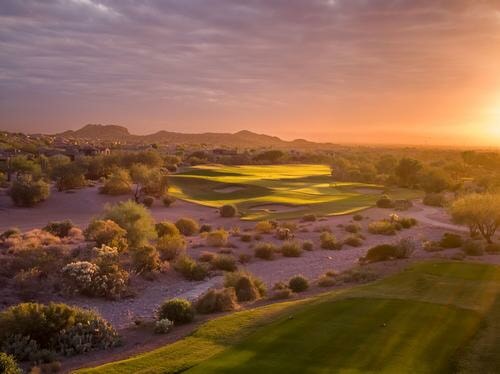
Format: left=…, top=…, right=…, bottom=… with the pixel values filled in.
left=214, top=186, right=246, bottom=193
left=354, top=188, right=382, bottom=195
left=250, top=204, right=305, bottom=213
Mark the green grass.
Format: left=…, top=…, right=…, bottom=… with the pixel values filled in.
left=169, top=164, right=419, bottom=220
left=76, top=261, right=500, bottom=374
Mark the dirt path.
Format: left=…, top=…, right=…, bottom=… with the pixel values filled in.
left=410, top=202, right=468, bottom=233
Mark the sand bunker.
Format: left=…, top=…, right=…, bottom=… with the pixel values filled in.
left=250, top=204, right=305, bottom=213
left=214, top=186, right=246, bottom=193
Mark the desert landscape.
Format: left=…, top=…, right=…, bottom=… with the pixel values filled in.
left=1, top=1, right=500, bottom=373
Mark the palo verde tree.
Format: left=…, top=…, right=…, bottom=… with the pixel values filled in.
left=450, top=193, right=500, bottom=243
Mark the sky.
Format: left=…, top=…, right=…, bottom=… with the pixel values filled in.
left=1, top=0, right=500, bottom=146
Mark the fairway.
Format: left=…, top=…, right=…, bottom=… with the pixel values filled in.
left=169, top=164, right=418, bottom=220
left=77, top=262, right=500, bottom=374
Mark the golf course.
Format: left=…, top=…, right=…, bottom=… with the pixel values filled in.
left=77, top=261, right=500, bottom=373
left=169, top=164, right=419, bottom=220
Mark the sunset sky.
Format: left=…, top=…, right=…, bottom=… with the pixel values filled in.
left=1, top=0, right=500, bottom=146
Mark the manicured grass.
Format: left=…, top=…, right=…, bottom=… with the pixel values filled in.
left=77, top=262, right=500, bottom=374
left=169, top=164, right=420, bottom=220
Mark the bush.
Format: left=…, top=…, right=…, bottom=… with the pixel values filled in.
left=440, top=233, right=463, bottom=249
left=343, top=235, right=363, bottom=247
left=281, top=241, right=303, bottom=257
left=43, top=220, right=74, bottom=238
left=10, top=176, right=50, bottom=207
left=255, top=220, right=274, bottom=234
left=302, top=214, right=317, bottom=222
left=238, top=253, right=252, bottom=263
left=0, top=303, right=119, bottom=360
left=199, top=251, right=216, bottom=262
left=462, top=240, right=484, bottom=256
left=155, top=221, right=180, bottom=237
left=240, top=233, right=252, bottom=242
left=353, top=214, right=363, bottom=221
left=13, top=268, right=44, bottom=299
left=270, top=287, right=293, bottom=300
left=154, top=319, right=174, bottom=334
left=174, top=255, right=208, bottom=281
left=220, top=204, right=238, bottom=218
left=288, top=275, right=309, bottom=293
left=224, top=271, right=266, bottom=302
left=320, top=232, right=342, bottom=250
left=344, top=223, right=361, bottom=233
left=142, top=195, right=154, bottom=207
left=99, top=169, right=132, bottom=195
left=376, top=195, right=395, bottom=209
left=423, top=192, right=446, bottom=207
left=205, top=229, right=229, bottom=247
left=175, top=218, right=199, bottom=236
left=254, top=242, right=276, bottom=260
left=196, top=288, right=239, bottom=314
left=102, top=200, right=156, bottom=247
left=422, top=240, right=442, bottom=252
left=0, top=228, right=21, bottom=240
left=211, top=254, right=237, bottom=272
left=399, top=217, right=417, bottom=229
left=317, top=274, right=336, bottom=287
left=0, top=352, right=22, bottom=374
left=157, top=234, right=186, bottom=260
left=157, top=298, right=194, bottom=324
left=84, top=219, right=128, bottom=252
left=131, top=245, right=161, bottom=274
left=302, top=240, right=314, bottom=251
left=360, top=241, right=413, bottom=264
left=199, top=224, right=212, bottom=233
left=162, top=194, right=176, bottom=207
left=368, top=220, right=396, bottom=235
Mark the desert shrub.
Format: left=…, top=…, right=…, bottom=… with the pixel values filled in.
left=157, top=235, right=186, bottom=260
left=130, top=245, right=161, bottom=274
left=317, top=273, right=336, bottom=287
left=254, top=242, right=276, bottom=260
left=154, top=319, right=174, bottom=334
left=240, top=234, right=252, bottom=242
left=302, top=214, right=317, bottom=222
left=155, top=221, right=180, bottom=237
left=422, top=240, right=442, bottom=252
left=281, top=241, right=303, bottom=257
left=43, top=220, right=74, bottom=238
left=485, top=243, right=500, bottom=253
left=157, top=298, right=194, bottom=325
left=220, top=204, right=237, bottom=218
left=3, top=245, right=70, bottom=278
left=142, top=195, right=154, bottom=207
left=343, top=235, right=363, bottom=247
left=275, top=228, right=294, bottom=241
left=211, top=254, right=237, bottom=272
left=288, top=275, right=309, bottom=293
left=255, top=220, right=274, bottom=234
left=199, top=251, right=216, bottom=262
left=314, top=225, right=332, bottom=233
left=174, top=255, right=208, bottom=281
left=440, top=233, right=463, bottom=249
left=270, top=287, right=293, bottom=300
left=344, top=223, right=361, bottom=233
left=84, top=219, right=128, bottom=252
left=462, top=240, right=484, bottom=256
left=302, top=240, right=314, bottom=251
left=99, top=169, right=132, bottom=195
left=338, top=267, right=377, bottom=283
left=175, top=218, right=199, bottom=236
left=13, top=268, right=44, bottom=299
left=238, top=253, right=252, bottom=263
left=423, top=192, right=446, bottom=207
left=205, top=229, right=229, bottom=247
left=376, top=195, right=395, bottom=209
left=10, top=176, right=50, bottom=207
left=399, top=217, right=417, bottom=228
left=352, top=214, right=363, bottom=221
left=395, top=237, right=417, bottom=258
left=196, top=287, right=239, bottom=314
left=0, top=303, right=119, bottom=360
left=0, top=352, right=22, bottom=374
left=199, top=224, right=212, bottom=233
left=224, top=271, right=266, bottom=302
left=368, top=220, right=396, bottom=235
left=1, top=228, right=21, bottom=241
left=102, top=200, right=156, bottom=247
left=320, top=232, right=342, bottom=250
left=360, top=241, right=413, bottom=264
left=162, top=194, right=176, bottom=207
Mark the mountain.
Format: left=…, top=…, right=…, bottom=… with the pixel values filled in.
left=55, top=124, right=334, bottom=149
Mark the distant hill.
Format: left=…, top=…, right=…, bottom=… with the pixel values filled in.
left=55, top=124, right=335, bottom=149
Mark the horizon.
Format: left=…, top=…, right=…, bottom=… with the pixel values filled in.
left=1, top=1, right=500, bottom=146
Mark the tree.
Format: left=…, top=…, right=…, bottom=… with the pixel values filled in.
left=100, top=168, right=132, bottom=195
left=102, top=200, right=156, bottom=247
left=9, top=174, right=50, bottom=207
left=419, top=168, right=452, bottom=193
left=253, top=150, right=284, bottom=163
left=10, top=155, right=41, bottom=179
left=395, top=158, right=422, bottom=187
left=51, top=162, right=87, bottom=191
left=450, top=193, right=500, bottom=243
left=376, top=155, right=397, bottom=174
left=130, top=163, right=168, bottom=201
